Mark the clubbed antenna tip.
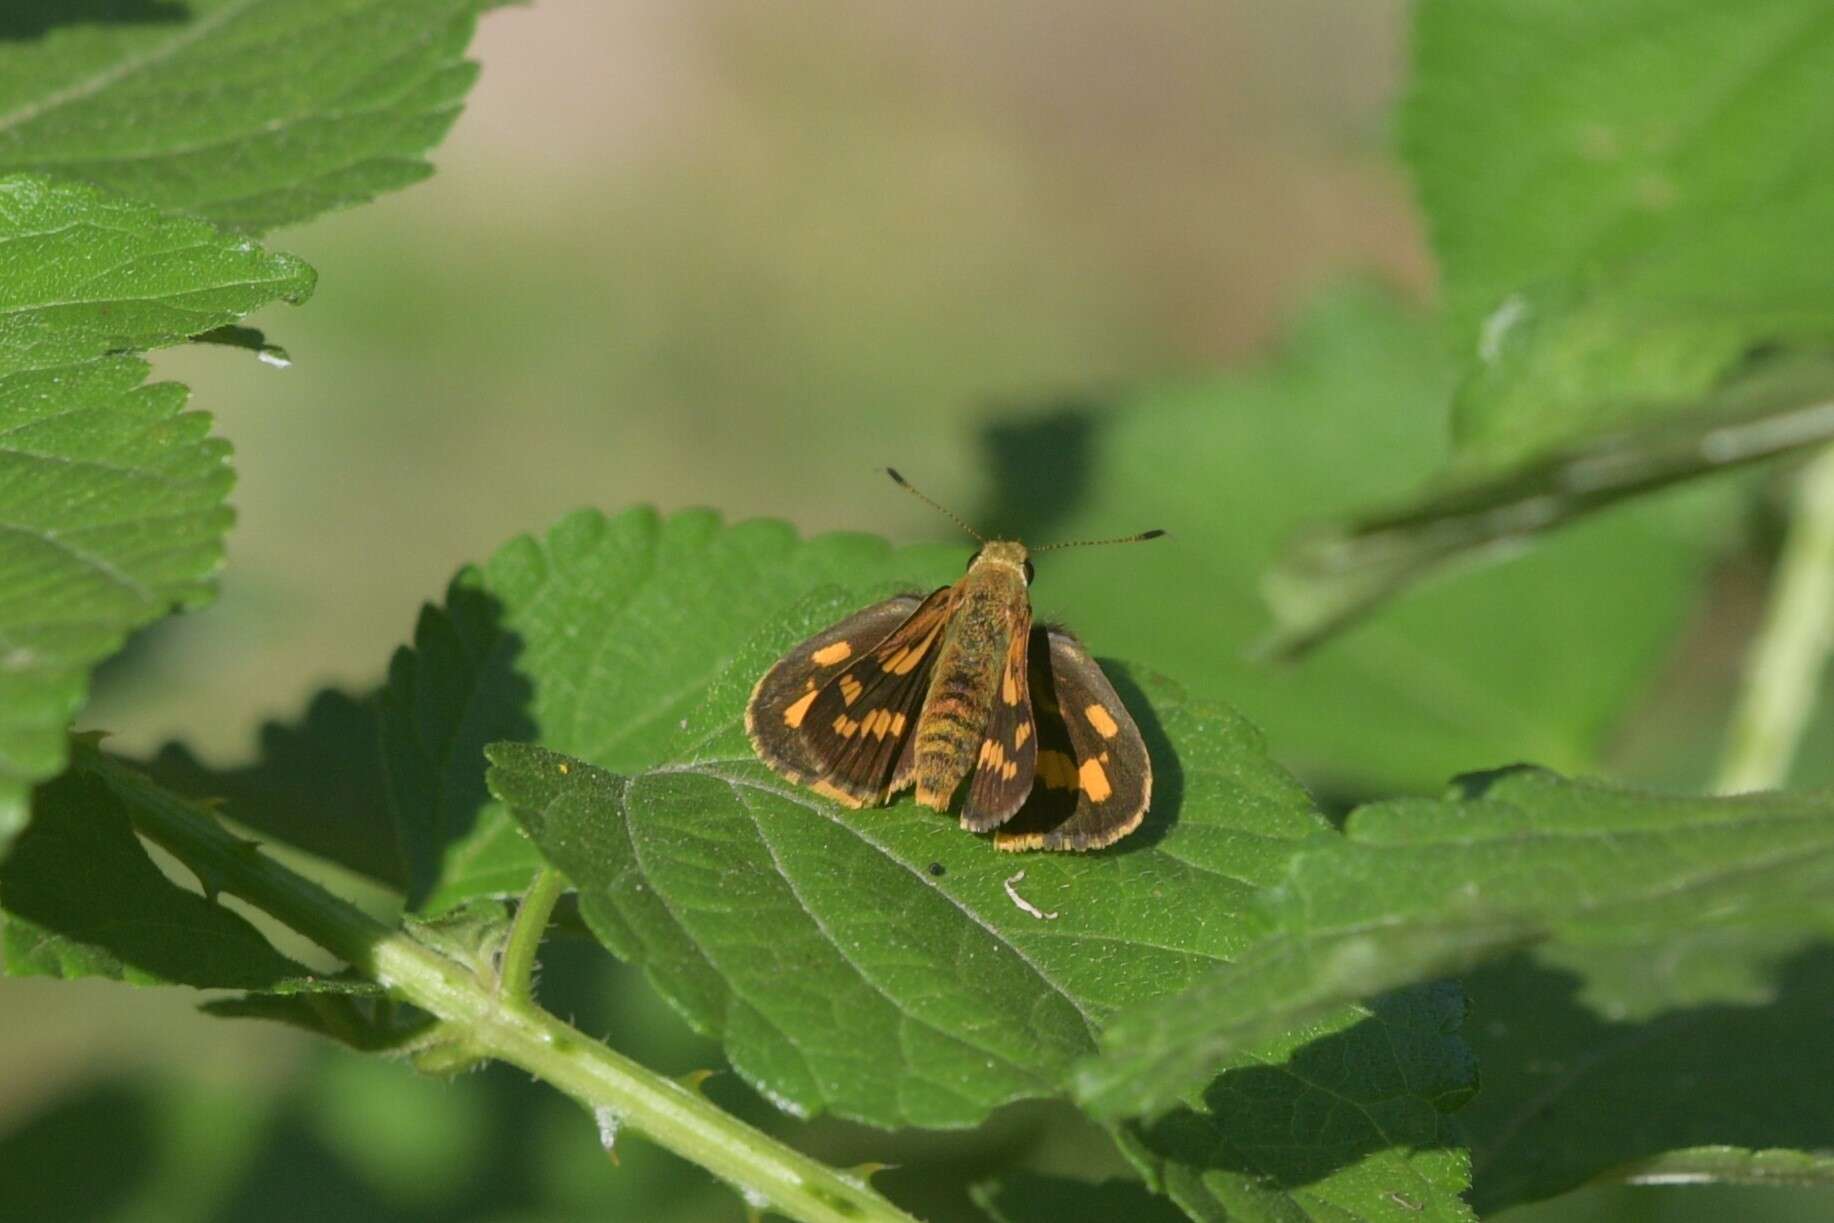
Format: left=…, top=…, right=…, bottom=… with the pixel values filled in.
left=1034, top=528, right=1168, bottom=553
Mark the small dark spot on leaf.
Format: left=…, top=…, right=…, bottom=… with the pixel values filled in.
left=928, top=863, right=945, bottom=877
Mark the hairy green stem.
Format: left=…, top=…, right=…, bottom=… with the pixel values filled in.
left=1717, top=444, right=1834, bottom=792
left=93, top=751, right=916, bottom=1223
left=498, top=866, right=565, bottom=1003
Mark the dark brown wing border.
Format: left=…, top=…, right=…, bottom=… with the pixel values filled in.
left=993, top=627, right=1150, bottom=851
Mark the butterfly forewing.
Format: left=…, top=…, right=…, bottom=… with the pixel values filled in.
left=959, top=606, right=1037, bottom=832
left=745, top=594, right=924, bottom=790
left=787, top=585, right=956, bottom=806
left=994, top=627, right=1151, bottom=851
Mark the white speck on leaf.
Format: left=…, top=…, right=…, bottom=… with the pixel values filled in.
left=1003, top=871, right=1058, bottom=921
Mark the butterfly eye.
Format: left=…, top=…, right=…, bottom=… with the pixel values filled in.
left=1023, top=560, right=1036, bottom=585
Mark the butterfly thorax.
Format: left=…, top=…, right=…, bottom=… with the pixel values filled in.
left=912, top=541, right=1030, bottom=809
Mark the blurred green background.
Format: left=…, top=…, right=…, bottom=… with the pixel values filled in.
left=2, top=3, right=1825, bottom=1220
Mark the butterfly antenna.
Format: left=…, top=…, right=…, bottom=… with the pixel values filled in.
left=885, top=468, right=986, bottom=542
left=1033, top=529, right=1167, bottom=553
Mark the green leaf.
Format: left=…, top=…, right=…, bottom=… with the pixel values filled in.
left=1259, top=357, right=1830, bottom=657
left=141, top=509, right=966, bottom=905
left=1458, top=949, right=1834, bottom=1213
left=1406, top=0, right=1834, bottom=472
left=980, top=286, right=1720, bottom=793
left=202, top=977, right=438, bottom=1052
left=485, top=663, right=1328, bottom=1130
left=380, top=508, right=967, bottom=910
left=1594, top=1147, right=1834, bottom=1192
left=970, top=1173, right=1187, bottom=1223
left=1075, top=768, right=1834, bottom=1121
left=0, top=174, right=314, bottom=850
left=0, top=751, right=306, bottom=987
left=1114, top=985, right=1475, bottom=1223
left=0, top=0, right=492, bottom=233
left=0, top=174, right=314, bottom=366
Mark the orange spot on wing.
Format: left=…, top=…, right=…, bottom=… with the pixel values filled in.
left=1079, top=758, right=1113, bottom=802
left=832, top=714, right=859, bottom=738
left=1014, top=722, right=1032, bottom=747
left=1085, top=704, right=1120, bottom=739
left=783, top=689, right=818, bottom=728
left=839, top=674, right=864, bottom=705
left=811, top=641, right=853, bottom=666
left=883, top=625, right=941, bottom=675
left=1002, top=666, right=1019, bottom=704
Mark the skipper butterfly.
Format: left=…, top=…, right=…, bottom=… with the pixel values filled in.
left=745, top=470, right=1161, bottom=850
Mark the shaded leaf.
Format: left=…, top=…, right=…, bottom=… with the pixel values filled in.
left=970, top=1173, right=1186, bottom=1223
left=0, top=173, right=313, bottom=849
left=0, top=752, right=305, bottom=987
left=188, top=324, right=291, bottom=367
left=202, top=978, right=437, bottom=1053
left=485, top=584, right=1340, bottom=1131
left=979, top=286, right=1723, bottom=794
left=1075, top=768, right=1834, bottom=1119
left=145, top=686, right=403, bottom=888
left=1459, top=949, right=1834, bottom=1213
left=1115, top=985, right=1475, bottom=1223
left=0, top=0, right=493, bottom=233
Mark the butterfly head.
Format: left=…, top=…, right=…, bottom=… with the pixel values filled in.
left=885, top=467, right=1162, bottom=582
left=967, top=539, right=1034, bottom=585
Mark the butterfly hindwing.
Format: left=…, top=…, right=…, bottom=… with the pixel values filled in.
left=994, top=626, right=1151, bottom=851
left=745, top=594, right=924, bottom=791
left=792, top=585, right=957, bottom=807
left=959, top=605, right=1036, bottom=832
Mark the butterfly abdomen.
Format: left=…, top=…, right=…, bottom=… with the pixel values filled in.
left=912, top=567, right=1024, bottom=809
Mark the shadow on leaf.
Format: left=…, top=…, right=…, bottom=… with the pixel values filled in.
left=1120, top=983, right=1474, bottom=1202
left=148, top=688, right=401, bottom=889
left=1462, top=944, right=1834, bottom=1215
left=0, top=0, right=189, bottom=40
left=143, top=581, right=535, bottom=909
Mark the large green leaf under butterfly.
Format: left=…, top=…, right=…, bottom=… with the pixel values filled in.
left=487, top=652, right=1331, bottom=1130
